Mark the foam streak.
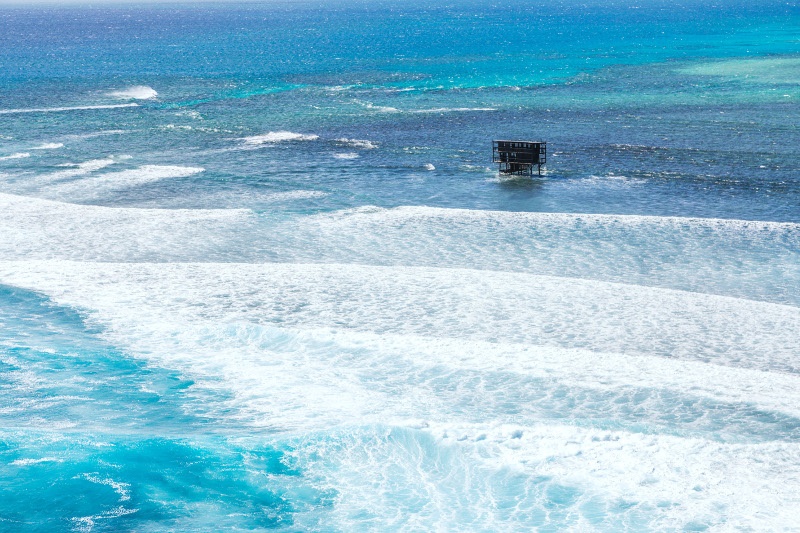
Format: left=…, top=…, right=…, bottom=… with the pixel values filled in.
left=0, top=103, right=139, bottom=114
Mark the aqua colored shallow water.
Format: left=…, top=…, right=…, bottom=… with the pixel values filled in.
left=1, top=1, right=799, bottom=530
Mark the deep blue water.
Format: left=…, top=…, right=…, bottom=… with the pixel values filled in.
left=1, top=0, right=799, bottom=530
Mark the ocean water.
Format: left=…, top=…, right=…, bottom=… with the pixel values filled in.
left=1, top=0, right=799, bottom=530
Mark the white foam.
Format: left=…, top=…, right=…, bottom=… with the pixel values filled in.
left=1, top=262, right=798, bottom=374
left=45, top=165, right=204, bottom=200
left=275, top=421, right=800, bottom=530
left=107, top=85, right=158, bottom=100
left=423, top=163, right=436, bottom=170
left=334, top=138, right=378, bottom=149
left=263, top=190, right=328, bottom=201
left=334, top=205, right=799, bottom=230
left=242, top=131, right=319, bottom=145
left=460, top=164, right=494, bottom=173
left=31, top=143, right=64, bottom=150
left=0, top=152, right=30, bottom=160
left=291, top=206, right=800, bottom=305
left=71, top=506, right=138, bottom=533
left=0, top=103, right=139, bottom=114
left=2, top=260, right=798, bottom=529
left=358, top=101, right=400, bottom=113
left=581, top=173, right=647, bottom=185
left=81, top=474, right=131, bottom=502
left=105, top=318, right=800, bottom=426
left=412, top=107, right=497, bottom=113
left=0, top=193, right=251, bottom=262
left=355, top=101, right=496, bottom=114
left=4, top=261, right=800, bottom=451
left=325, top=85, right=356, bottom=92
left=408, top=421, right=800, bottom=530
left=315, top=330, right=800, bottom=420
left=0, top=157, right=127, bottom=193
left=34, top=157, right=119, bottom=183
left=175, top=110, right=203, bottom=119
left=69, top=130, right=128, bottom=140
left=10, top=457, right=61, bottom=466
left=333, top=152, right=360, bottom=159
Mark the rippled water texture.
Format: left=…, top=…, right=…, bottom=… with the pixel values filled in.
left=1, top=0, right=799, bottom=530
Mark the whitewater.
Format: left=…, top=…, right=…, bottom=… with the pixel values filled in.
left=1, top=0, right=799, bottom=531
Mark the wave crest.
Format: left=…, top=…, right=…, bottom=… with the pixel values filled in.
left=242, top=131, right=319, bottom=145
left=32, top=143, right=64, bottom=150
left=334, top=138, right=378, bottom=149
left=0, top=152, right=31, bottom=161
left=108, top=86, right=158, bottom=100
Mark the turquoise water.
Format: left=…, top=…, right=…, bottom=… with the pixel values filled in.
left=1, top=0, right=799, bottom=530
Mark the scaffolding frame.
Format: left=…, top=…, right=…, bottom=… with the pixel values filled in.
left=492, top=140, right=546, bottom=176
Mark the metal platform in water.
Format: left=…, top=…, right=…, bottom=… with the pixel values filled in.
left=492, top=140, right=546, bottom=176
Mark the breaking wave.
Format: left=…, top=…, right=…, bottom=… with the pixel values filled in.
left=0, top=152, right=30, bottom=161
left=32, top=143, right=64, bottom=150
left=2, top=259, right=800, bottom=530
left=242, top=131, right=319, bottom=145
left=107, top=86, right=158, bottom=100
left=0, top=193, right=251, bottom=262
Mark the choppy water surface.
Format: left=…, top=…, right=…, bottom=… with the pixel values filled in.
left=1, top=0, right=799, bottom=530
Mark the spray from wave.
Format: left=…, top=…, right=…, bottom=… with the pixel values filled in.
left=107, top=86, right=158, bottom=100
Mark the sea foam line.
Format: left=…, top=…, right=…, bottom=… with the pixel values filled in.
left=242, top=131, right=319, bottom=145
left=0, top=152, right=30, bottom=161
left=35, top=158, right=120, bottom=183
left=32, top=143, right=64, bottom=150
left=2, top=262, right=798, bottom=434
left=356, top=102, right=497, bottom=114
left=411, top=107, right=497, bottom=113
left=0, top=192, right=248, bottom=219
left=309, top=329, right=800, bottom=420
left=113, top=318, right=800, bottom=425
left=291, top=204, right=800, bottom=307
left=10, top=457, right=62, bottom=466
left=334, top=138, right=378, bottom=149
left=46, top=165, right=205, bottom=199
left=0, top=103, right=139, bottom=114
